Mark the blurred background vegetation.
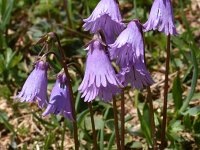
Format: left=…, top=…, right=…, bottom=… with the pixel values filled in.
left=0, top=0, right=200, bottom=149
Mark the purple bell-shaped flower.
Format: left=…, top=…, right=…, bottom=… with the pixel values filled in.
left=16, top=60, right=48, bottom=108
left=143, top=0, right=177, bottom=35
left=43, top=72, right=73, bottom=120
left=83, top=0, right=125, bottom=44
left=79, top=39, right=122, bottom=102
left=109, top=20, right=154, bottom=89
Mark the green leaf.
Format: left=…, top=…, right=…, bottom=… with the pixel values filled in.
left=191, top=93, right=200, bottom=101
left=22, top=144, right=28, bottom=150
left=0, top=85, right=11, bottom=99
left=167, top=120, right=184, bottom=142
left=183, top=106, right=200, bottom=116
left=179, top=46, right=199, bottom=113
left=0, top=0, right=14, bottom=31
left=194, top=134, right=200, bottom=146
left=103, top=106, right=111, bottom=120
left=85, top=116, right=104, bottom=130
left=143, top=103, right=151, bottom=128
left=66, top=0, right=74, bottom=28
left=9, top=54, right=23, bottom=68
left=130, top=141, right=143, bottom=149
left=32, top=113, right=56, bottom=129
left=137, top=107, right=152, bottom=146
left=183, top=114, right=192, bottom=130
left=169, top=120, right=184, bottom=133
left=107, top=131, right=115, bottom=150
left=0, top=111, right=15, bottom=133
left=5, top=48, right=17, bottom=69
left=172, top=73, right=183, bottom=111
left=193, top=115, right=200, bottom=134
left=125, top=114, right=133, bottom=122
left=77, top=108, right=89, bottom=128
left=87, top=0, right=99, bottom=8
left=75, top=91, right=80, bottom=109
left=0, top=110, right=8, bottom=123
left=0, top=54, right=5, bottom=73
left=182, top=65, right=193, bottom=82
left=99, top=122, right=105, bottom=150
left=44, top=132, right=56, bottom=149
left=105, top=119, right=114, bottom=131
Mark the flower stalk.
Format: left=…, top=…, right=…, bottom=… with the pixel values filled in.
left=147, top=87, right=157, bottom=150
left=15, top=59, right=48, bottom=108
left=49, top=32, right=79, bottom=150
left=161, top=35, right=171, bottom=150
left=69, top=58, right=98, bottom=150
left=88, top=103, right=98, bottom=150
left=113, top=97, right=121, bottom=150
left=120, top=90, right=125, bottom=150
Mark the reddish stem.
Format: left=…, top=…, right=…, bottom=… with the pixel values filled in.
left=88, top=103, right=98, bottom=150
left=160, top=35, right=171, bottom=149
left=53, top=32, right=79, bottom=150
left=113, top=97, right=121, bottom=150
left=121, top=90, right=125, bottom=150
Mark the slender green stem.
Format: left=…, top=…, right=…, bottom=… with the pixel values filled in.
left=52, top=32, right=79, bottom=150
left=160, top=35, right=171, bottom=150
left=147, top=87, right=157, bottom=150
left=113, top=97, right=121, bottom=150
left=88, top=103, right=98, bottom=150
left=120, top=90, right=125, bottom=150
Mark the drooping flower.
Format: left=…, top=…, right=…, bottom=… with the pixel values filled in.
left=43, top=72, right=73, bottom=120
left=117, top=61, right=154, bottom=89
left=143, top=0, right=177, bottom=35
left=109, top=20, right=144, bottom=66
left=83, top=0, right=125, bottom=44
left=109, top=20, right=154, bottom=89
left=15, top=60, right=48, bottom=108
left=78, top=39, right=122, bottom=102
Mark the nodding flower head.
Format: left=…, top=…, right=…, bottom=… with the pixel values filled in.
left=109, top=20, right=154, bottom=89
left=143, top=0, right=177, bottom=35
left=78, top=39, right=122, bottom=102
left=109, top=20, right=145, bottom=67
left=42, top=72, right=73, bottom=120
left=83, top=0, right=125, bottom=44
left=117, top=61, right=154, bottom=89
left=15, top=60, right=48, bottom=108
